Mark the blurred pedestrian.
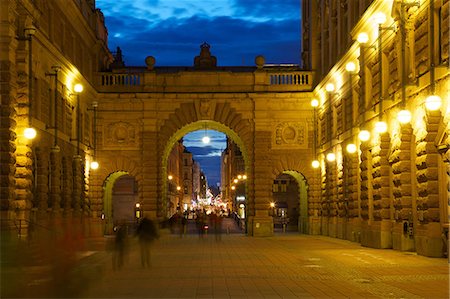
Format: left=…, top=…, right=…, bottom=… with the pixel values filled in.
left=136, top=217, right=159, bottom=268
left=113, top=224, right=128, bottom=270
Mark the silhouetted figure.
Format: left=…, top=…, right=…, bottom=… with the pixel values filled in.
left=136, top=217, right=159, bottom=268
left=113, top=224, right=128, bottom=270
left=180, top=214, right=187, bottom=238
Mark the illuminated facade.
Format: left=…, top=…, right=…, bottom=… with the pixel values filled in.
left=302, top=0, right=449, bottom=257
left=1, top=0, right=447, bottom=258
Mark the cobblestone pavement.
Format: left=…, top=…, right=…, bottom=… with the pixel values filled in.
left=3, top=232, right=449, bottom=298
left=79, top=233, right=448, bottom=299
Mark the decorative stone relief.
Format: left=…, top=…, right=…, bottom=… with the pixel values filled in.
left=195, top=99, right=215, bottom=120
left=272, top=122, right=307, bottom=149
left=104, top=121, right=138, bottom=147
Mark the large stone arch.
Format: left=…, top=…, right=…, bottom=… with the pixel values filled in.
left=156, top=101, right=254, bottom=219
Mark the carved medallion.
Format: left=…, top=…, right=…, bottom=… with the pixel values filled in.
left=105, top=121, right=137, bottom=147
left=273, top=122, right=307, bottom=149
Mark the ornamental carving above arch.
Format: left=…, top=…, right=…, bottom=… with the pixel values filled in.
left=272, top=121, right=307, bottom=149
left=104, top=121, right=138, bottom=148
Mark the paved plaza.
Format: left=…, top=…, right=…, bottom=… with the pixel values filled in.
left=2, top=230, right=449, bottom=298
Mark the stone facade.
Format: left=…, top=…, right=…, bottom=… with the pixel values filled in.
left=303, top=0, right=449, bottom=257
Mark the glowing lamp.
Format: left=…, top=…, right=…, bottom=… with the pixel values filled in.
left=270, top=202, right=275, bottom=208
left=231, top=186, right=235, bottom=190
left=233, top=179, right=238, bottom=184
left=202, top=136, right=210, bottom=144
left=242, top=175, right=247, bottom=180
left=357, top=32, right=369, bottom=44
left=90, top=161, right=99, bottom=170
left=24, top=127, right=37, bottom=139
left=358, top=130, right=371, bottom=141
left=345, top=62, right=356, bottom=72
left=425, top=95, right=442, bottom=111
left=397, top=110, right=411, bottom=124
left=168, top=175, right=173, bottom=180
left=311, top=160, right=320, bottom=168
left=346, top=143, right=357, bottom=154
left=374, top=121, right=388, bottom=133
left=373, top=12, right=387, bottom=25
left=74, top=83, right=83, bottom=93
left=176, top=186, right=181, bottom=191
left=311, top=99, right=319, bottom=107
left=326, top=153, right=336, bottom=162
left=325, top=83, right=335, bottom=92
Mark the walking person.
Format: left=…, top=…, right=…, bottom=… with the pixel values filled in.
left=113, top=223, right=128, bottom=270
left=136, top=217, right=159, bottom=268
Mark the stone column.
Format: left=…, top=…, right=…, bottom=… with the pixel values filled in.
left=391, top=125, right=415, bottom=251
left=346, top=151, right=361, bottom=241
left=371, top=134, right=393, bottom=248
left=35, top=147, right=49, bottom=219
left=249, top=129, right=273, bottom=236
left=143, top=129, right=158, bottom=220
left=415, top=111, right=444, bottom=257
left=49, top=146, right=61, bottom=214
left=328, top=159, right=338, bottom=237
left=359, top=142, right=371, bottom=246
left=308, top=169, right=321, bottom=235
left=72, top=155, right=83, bottom=215
left=61, top=156, right=73, bottom=212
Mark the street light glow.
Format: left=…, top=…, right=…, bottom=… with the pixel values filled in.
left=74, top=83, right=83, bottom=93
left=24, top=127, right=37, bottom=139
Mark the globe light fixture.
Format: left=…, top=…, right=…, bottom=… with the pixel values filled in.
left=425, top=95, right=442, bottom=111
left=346, top=143, right=357, bottom=154
left=237, top=175, right=242, bottom=180
left=357, top=32, right=369, bottom=44
left=24, top=127, right=37, bottom=140
left=311, top=160, right=320, bottom=168
left=242, top=175, right=247, bottom=180
left=233, top=178, right=238, bottom=184
left=373, top=12, right=387, bottom=25
left=374, top=121, right=388, bottom=133
left=202, top=135, right=210, bottom=144
left=311, top=99, right=319, bottom=107
left=397, top=109, right=412, bottom=124
left=90, top=161, right=99, bottom=170
left=176, top=186, right=181, bottom=191
left=168, top=175, right=173, bottom=180
left=345, top=61, right=356, bottom=72
left=325, top=83, right=335, bottom=92
left=74, top=83, right=83, bottom=93
left=231, top=185, right=235, bottom=190
left=358, top=130, right=371, bottom=141
left=326, top=153, right=336, bottom=162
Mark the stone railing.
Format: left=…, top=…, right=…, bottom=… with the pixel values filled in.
left=95, top=68, right=313, bottom=93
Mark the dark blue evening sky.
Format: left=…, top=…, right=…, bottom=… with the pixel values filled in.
left=96, top=0, right=301, bottom=67
left=95, top=0, right=301, bottom=186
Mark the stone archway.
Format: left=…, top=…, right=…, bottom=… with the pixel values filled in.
left=271, top=156, right=312, bottom=234
left=156, top=101, right=254, bottom=221
left=160, top=120, right=250, bottom=219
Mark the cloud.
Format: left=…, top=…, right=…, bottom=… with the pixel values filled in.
left=97, top=0, right=300, bottom=66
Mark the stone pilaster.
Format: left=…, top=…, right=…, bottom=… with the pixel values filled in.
left=72, top=155, right=83, bottom=215
left=359, top=142, right=372, bottom=246
left=370, top=134, right=393, bottom=248
left=35, top=147, right=49, bottom=216
left=308, top=169, right=321, bottom=235
left=49, top=146, right=61, bottom=213
left=337, top=152, right=346, bottom=239
left=346, top=152, right=360, bottom=241
left=144, top=130, right=158, bottom=219
left=61, top=156, right=73, bottom=212
left=391, top=125, right=415, bottom=251
left=0, top=0, right=18, bottom=223
left=328, top=159, right=338, bottom=238
left=249, top=129, right=273, bottom=237
left=415, top=111, right=444, bottom=257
